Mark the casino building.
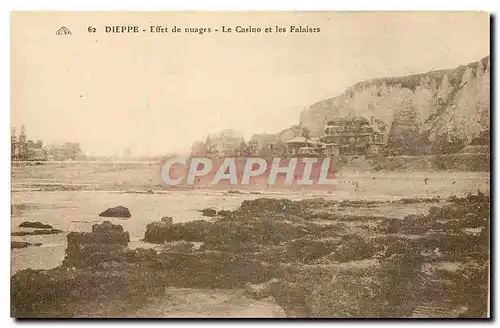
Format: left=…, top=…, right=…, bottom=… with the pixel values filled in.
left=319, top=116, right=388, bottom=157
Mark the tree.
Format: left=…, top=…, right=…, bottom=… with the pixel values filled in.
left=271, top=140, right=287, bottom=156
left=248, top=139, right=259, bottom=156
left=301, top=126, right=311, bottom=140
left=203, top=136, right=217, bottom=157
left=236, top=141, right=251, bottom=158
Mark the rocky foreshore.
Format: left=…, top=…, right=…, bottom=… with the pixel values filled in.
left=11, top=193, right=489, bottom=318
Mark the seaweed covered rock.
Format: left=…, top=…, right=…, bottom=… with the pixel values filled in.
left=377, top=249, right=425, bottom=317
left=155, top=250, right=278, bottom=289
left=381, top=215, right=434, bottom=234
left=217, top=210, right=233, bottom=217
left=160, top=216, right=173, bottom=224
left=285, top=238, right=339, bottom=263
left=63, top=221, right=130, bottom=267
left=12, top=229, right=63, bottom=236
left=144, top=214, right=310, bottom=246
left=455, top=263, right=489, bottom=318
left=99, top=205, right=131, bottom=218
left=274, top=261, right=382, bottom=317
left=11, top=241, right=42, bottom=249
left=330, top=235, right=377, bottom=262
left=204, top=218, right=310, bottom=249
left=11, top=264, right=166, bottom=318
left=144, top=220, right=212, bottom=243
left=200, top=240, right=264, bottom=253
left=19, top=221, right=53, bottom=229
left=421, top=233, right=484, bottom=257
left=161, top=240, right=195, bottom=253
left=143, top=220, right=173, bottom=243
left=122, top=248, right=158, bottom=263
left=201, top=208, right=217, bottom=217
left=238, top=198, right=302, bottom=216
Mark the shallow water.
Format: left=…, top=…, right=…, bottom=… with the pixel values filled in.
left=11, top=168, right=490, bottom=275
left=10, top=168, right=490, bottom=318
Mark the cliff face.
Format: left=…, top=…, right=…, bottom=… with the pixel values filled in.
left=300, top=56, right=490, bottom=154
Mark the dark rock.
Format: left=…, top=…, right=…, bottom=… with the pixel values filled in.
left=156, top=250, right=277, bottom=289
left=384, top=238, right=421, bottom=259
left=146, top=211, right=313, bottom=247
left=19, top=221, right=53, bottom=229
left=422, top=233, right=482, bottom=256
left=122, top=248, right=158, bottom=263
left=160, top=216, right=173, bottom=224
left=201, top=241, right=264, bottom=253
left=466, top=192, right=489, bottom=203
left=161, top=240, right=194, bottom=253
left=330, top=235, right=376, bottom=262
left=11, top=241, right=42, bottom=249
left=205, top=218, right=309, bottom=248
left=144, top=219, right=212, bottom=243
left=239, top=198, right=301, bottom=215
left=381, top=215, right=432, bottom=234
left=201, top=208, right=217, bottom=217
left=11, top=194, right=490, bottom=318
left=99, top=205, right=131, bottom=218
left=12, top=229, right=63, bottom=236
left=396, top=197, right=441, bottom=204
left=274, top=262, right=382, bottom=318
left=143, top=221, right=172, bottom=243
left=11, top=264, right=166, bottom=318
left=455, top=263, right=489, bottom=318
left=63, top=221, right=130, bottom=268
left=179, top=220, right=213, bottom=240
left=285, top=238, right=339, bottom=263
left=378, top=249, right=425, bottom=315
left=271, top=281, right=310, bottom=317
left=226, top=190, right=243, bottom=194
left=381, top=218, right=401, bottom=233
left=428, top=206, right=442, bottom=218
left=217, top=210, right=233, bottom=217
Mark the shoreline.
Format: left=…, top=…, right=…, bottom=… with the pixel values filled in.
left=11, top=193, right=490, bottom=318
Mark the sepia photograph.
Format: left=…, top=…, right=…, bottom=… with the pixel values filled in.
left=10, top=11, right=490, bottom=318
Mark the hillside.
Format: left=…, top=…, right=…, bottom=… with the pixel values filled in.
left=300, top=56, right=490, bottom=155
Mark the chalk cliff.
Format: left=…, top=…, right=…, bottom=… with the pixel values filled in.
left=299, top=56, right=490, bottom=154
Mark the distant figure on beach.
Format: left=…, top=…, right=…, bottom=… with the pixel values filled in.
left=424, top=177, right=429, bottom=194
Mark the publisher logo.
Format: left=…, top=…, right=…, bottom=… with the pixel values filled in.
left=160, top=157, right=337, bottom=189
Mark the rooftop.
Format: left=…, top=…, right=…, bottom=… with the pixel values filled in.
left=285, top=136, right=310, bottom=144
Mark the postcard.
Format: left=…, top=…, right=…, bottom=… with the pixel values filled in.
left=10, top=11, right=490, bottom=318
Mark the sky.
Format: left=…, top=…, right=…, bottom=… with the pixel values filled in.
left=11, top=12, right=490, bottom=156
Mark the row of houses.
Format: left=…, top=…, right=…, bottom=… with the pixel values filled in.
left=191, top=129, right=246, bottom=157
left=11, top=126, right=84, bottom=161
left=11, top=126, right=45, bottom=161
left=191, top=117, right=389, bottom=158
left=286, top=116, right=388, bottom=157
